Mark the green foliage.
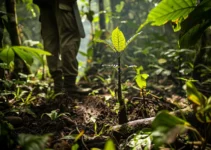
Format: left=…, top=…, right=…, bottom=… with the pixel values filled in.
left=38, top=87, right=64, bottom=101
left=152, top=110, right=191, bottom=129
left=94, top=27, right=141, bottom=53
left=151, top=110, right=191, bottom=147
left=104, top=139, right=116, bottom=150
left=137, top=0, right=197, bottom=32
left=138, top=0, right=211, bottom=48
left=150, top=83, right=211, bottom=148
left=0, top=115, right=15, bottom=149
left=135, top=66, right=149, bottom=89
left=186, top=81, right=211, bottom=123
left=179, top=0, right=211, bottom=48
left=41, top=109, right=70, bottom=121
left=10, top=85, right=36, bottom=106
left=71, top=143, right=79, bottom=150
left=126, top=130, right=152, bottom=150
left=61, top=130, right=84, bottom=150
left=95, top=27, right=141, bottom=123
left=112, top=27, right=126, bottom=52
left=18, top=133, right=51, bottom=150
left=186, top=81, right=205, bottom=106
left=115, top=1, right=125, bottom=13
left=0, top=46, right=51, bottom=68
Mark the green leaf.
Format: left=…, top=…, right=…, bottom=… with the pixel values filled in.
left=208, top=96, right=211, bottom=104
left=94, top=39, right=116, bottom=52
left=112, top=27, right=126, bottom=52
left=15, top=46, right=51, bottom=65
left=152, top=125, right=188, bottom=146
left=115, top=1, right=125, bottom=13
left=16, top=46, right=51, bottom=55
left=18, top=134, right=51, bottom=150
left=91, top=148, right=101, bottom=150
left=13, top=47, right=34, bottom=65
left=137, top=0, right=197, bottom=32
left=179, top=0, right=211, bottom=48
left=71, top=143, right=79, bottom=150
left=136, top=65, right=144, bottom=75
left=180, top=20, right=211, bottom=48
left=141, top=74, right=149, bottom=80
left=74, top=130, right=84, bottom=143
left=135, top=74, right=149, bottom=89
left=186, top=81, right=206, bottom=106
left=41, top=110, right=58, bottom=120
left=125, top=31, right=142, bottom=48
left=152, top=110, right=191, bottom=130
left=0, top=47, right=15, bottom=65
left=104, top=139, right=116, bottom=150
left=158, top=58, right=167, bottom=64
left=196, top=105, right=211, bottom=123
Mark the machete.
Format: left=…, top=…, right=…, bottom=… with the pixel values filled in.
left=73, top=2, right=85, bottom=38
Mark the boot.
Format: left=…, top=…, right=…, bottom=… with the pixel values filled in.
left=51, top=70, right=63, bottom=93
left=64, top=76, right=91, bottom=95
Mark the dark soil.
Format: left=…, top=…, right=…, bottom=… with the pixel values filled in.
left=0, top=77, right=201, bottom=150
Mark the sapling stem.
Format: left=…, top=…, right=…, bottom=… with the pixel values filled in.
left=141, top=88, right=147, bottom=118
left=117, top=52, right=128, bottom=124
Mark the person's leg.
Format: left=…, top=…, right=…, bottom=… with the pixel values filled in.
left=55, top=1, right=90, bottom=95
left=40, top=6, right=63, bottom=93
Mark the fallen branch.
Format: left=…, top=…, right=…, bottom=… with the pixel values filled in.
left=111, top=107, right=193, bottom=134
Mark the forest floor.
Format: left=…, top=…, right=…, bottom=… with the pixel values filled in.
left=0, top=75, right=200, bottom=150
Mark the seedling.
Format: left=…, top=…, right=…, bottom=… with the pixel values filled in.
left=134, top=66, right=149, bottom=117
left=95, top=27, right=141, bottom=124
left=38, top=86, right=64, bottom=101
left=41, top=109, right=70, bottom=121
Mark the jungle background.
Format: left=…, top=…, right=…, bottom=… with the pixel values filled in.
left=0, top=0, right=211, bottom=149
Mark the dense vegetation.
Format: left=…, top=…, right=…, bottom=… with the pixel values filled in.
left=0, top=0, right=211, bottom=149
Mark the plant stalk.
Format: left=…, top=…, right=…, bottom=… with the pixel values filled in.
left=117, top=52, right=128, bottom=124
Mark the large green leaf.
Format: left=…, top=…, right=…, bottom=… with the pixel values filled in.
left=16, top=46, right=51, bottom=56
left=137, top=0, right=197, bottom=32
left=104, top=139, right=116, bottom=150
left=180, top=0, right=211, bottom=35
left=13, top=47, right=34, bottom=66
left=186, top=81, right=206, bottom=106
left=180, top=20, right=211, bottom=48
left=112, top=27, right=126, bottom=52
left=179, top=0, right=211, bottom=48
left=151, top=111, right=197, bottom=147
left=0, top=47, right=15, bottom=65
left=152, top=110, right=191, bottom=129
left=13, top=46, right=51, bottom=65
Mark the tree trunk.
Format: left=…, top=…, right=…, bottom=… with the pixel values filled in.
left=5, top=0, right=21, bottom=45
left=5, top=0, right=29, bottom=79
left=0, top=11, right=5, bottom=81
left=99, top=0, right=105, bottom=32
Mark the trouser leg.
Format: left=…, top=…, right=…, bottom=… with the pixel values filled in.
left=55, top=1, right=80, bottom=87
left=54, top=1, right=91, bottom=95
left=40, top=6, right=63, bottom=92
